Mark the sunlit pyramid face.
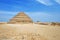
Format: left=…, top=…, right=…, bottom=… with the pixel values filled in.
left=8, top=12, right=33, bottom=24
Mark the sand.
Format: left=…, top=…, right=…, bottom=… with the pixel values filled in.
left=0, top=23, right=60, bottom=40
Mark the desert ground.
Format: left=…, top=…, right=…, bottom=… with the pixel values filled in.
left=0, top=23, right=60, bottom=40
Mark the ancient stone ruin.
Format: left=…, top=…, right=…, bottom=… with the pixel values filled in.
left=8, top=12, right=33, bottom=24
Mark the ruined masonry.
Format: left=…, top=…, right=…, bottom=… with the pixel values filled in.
left=8, top=12, right=33, bottom=24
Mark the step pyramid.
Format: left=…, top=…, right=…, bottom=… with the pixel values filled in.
left=8, top=12, right=33, bottom=24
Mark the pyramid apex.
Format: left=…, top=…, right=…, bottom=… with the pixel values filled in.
left=16, top=12, right=27, bottom=16
left=19, top=12, right=24, bottom=13
left=17, top=12, right=26, bottom=15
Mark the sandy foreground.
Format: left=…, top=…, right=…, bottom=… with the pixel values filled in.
left=0, top=24, right=60, bottom=40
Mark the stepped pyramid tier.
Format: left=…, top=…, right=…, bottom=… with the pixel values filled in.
left=8, top=12, right=33, bottom=24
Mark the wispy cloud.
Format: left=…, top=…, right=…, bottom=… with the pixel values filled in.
left=0, top=11, right=18, bottom=14
left=26, top=12, right=53, bottom=22
left=26, top=12, right=60, bottom=22
left=36, top=0, right=53, bottom=6
left=0, top=11, right=18, bottom=22
left=36, top=0, right=60, bottom=6
left=55, top=0, right=60, bottom=4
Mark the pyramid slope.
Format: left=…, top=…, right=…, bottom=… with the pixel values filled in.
left=8, top=12, right=33, bottom=24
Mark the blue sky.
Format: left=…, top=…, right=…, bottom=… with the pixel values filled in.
left=0, top=0, right=60, bottom=22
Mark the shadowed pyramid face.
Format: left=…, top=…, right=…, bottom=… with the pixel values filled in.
left=8, top=12, right=33, bottom=24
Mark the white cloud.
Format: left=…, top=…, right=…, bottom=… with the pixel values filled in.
left=0, top=11, right=19, bottom=22
left=55, top=0, right=60, bottom=4
left=25, top=12, right=52, bottom=22
left=36, top=0, right=60, bottom=5
left=36, top=0, right=53, bottom=6
left=0, top=11, right=18, bottom=18
left=0, top=11, right=18, bottom=15
left=26, top=12, right=60, bottom=22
